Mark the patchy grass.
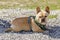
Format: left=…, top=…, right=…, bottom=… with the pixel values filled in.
left=48, top=14, right=58, bottom=19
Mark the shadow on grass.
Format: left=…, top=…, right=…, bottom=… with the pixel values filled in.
left=42, top=25, right=60, bottom=38
left=48, top=26, right=60, bottom=38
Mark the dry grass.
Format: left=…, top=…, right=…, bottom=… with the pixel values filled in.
left=0, top=0, right=60, bottom=10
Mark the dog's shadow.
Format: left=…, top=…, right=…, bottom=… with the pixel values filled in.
left=49, top=26, right=60, bottom=38
left=43, top=25, right=60, bottom=38
left=0, top=19, right=60, bottom=38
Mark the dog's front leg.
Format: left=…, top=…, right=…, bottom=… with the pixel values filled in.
left=31, top=17, right=44, bottom=32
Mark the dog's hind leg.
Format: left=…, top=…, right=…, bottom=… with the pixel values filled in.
left=5, top=28, right=12, bottom=32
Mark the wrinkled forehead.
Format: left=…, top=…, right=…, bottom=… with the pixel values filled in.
left=37, top=10, right=48, bottom=16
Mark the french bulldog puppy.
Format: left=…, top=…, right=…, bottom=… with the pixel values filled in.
left=5, top=6, right=50, bottom=32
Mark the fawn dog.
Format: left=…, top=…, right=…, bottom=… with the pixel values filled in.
left=5, top=6, right=50, bottom=32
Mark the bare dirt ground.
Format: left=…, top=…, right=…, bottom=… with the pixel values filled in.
left=0, top=9, right=60, bottom=40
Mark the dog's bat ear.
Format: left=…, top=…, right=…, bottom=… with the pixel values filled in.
left=45, top=6, right=50, bottom=13
left=36, top=7, right=41, bottom=14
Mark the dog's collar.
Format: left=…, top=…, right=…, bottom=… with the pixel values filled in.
left=34, top=19, right=47, bottom=31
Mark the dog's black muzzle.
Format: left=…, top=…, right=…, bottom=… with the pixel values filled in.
left=41, top=18, right=45, bottom=22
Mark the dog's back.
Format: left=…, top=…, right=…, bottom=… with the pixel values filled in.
left=12, top=17, right=31, bottom=32
left=12, top=17, right=29, bottom=26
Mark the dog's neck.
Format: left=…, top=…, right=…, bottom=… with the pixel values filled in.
left=35, top=16, right=39, bottom=23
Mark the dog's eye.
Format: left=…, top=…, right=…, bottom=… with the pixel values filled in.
left=45, top=16, right=47, bottom=17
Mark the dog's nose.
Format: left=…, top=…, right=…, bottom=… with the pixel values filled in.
left=42, top=18, right=45, bottom=22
